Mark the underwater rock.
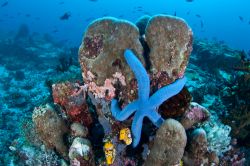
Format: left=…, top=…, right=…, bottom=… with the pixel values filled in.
left=159, top=87, right=192, bottom=118
left=32, top=104, right=69, bottom=159
left=180, top=102, right=210, bottom=129
left=79, top=17, right=144, bottom=105
left=145, top=119, right=187, bottom=166
left=145, top=15, right=193, bottom=86
left=69, top=137, right=95, bottom=166
left=183, top=128, right=219, bottom=166
left=52, top=81, right=93, bottom=127
left=70, top=122, right=89, bottom=138
left=135, top=15, right=151, bottom=36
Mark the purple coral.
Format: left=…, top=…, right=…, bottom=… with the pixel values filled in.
left=185, top=102, right=209, bottom=121
left=83, top=35, right=103, bottom=58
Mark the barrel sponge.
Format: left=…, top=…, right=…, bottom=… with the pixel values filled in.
left=145, top=15, right=193, bottom=86
left=32, top=104, right=69, bottom=159
left=79, top=17, right=144, bottom=86
left=145, top=119, right=187, bottom=166
left=79, top=17, right=145, bottom=105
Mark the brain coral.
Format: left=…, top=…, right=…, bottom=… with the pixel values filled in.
left=145, top=15, right=193, bottom=86
left=79, top=17, right=144, bottom=104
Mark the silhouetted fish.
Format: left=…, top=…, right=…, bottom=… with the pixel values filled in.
left=195, top=14, right=201, bottom=18
left=186, top=11, right=190, bottom=15
left=249, top=21, right=250, bottom=24
left=60, top=12, right=71, bottom=20
left=52, top=29, right=59, bottom=33
left=186, top=0, right=194, bottom=2
left=89, top=0, right=98, bottom=2
left=25, top=14, right=31, bottom=18
left=239, top=16, right=243, bottom=22
left=1, top=1, right=8, bottom=7
left=59, top=1, right=64, bottom=5
left=200, top=20, right=204, bottom=28
left=174, top=11, right=177, bottom=16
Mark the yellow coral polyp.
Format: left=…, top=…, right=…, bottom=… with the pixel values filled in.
left=119, top=128, right=132, bottom=145
left=104, top=141, right=116, bottom=165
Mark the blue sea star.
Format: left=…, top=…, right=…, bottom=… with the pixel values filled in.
left=111, top=49, right=187, bottom=147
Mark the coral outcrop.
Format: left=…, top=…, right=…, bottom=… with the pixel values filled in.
left=145, top=119, right=187, bottom=166
left=32, top=104, right=69, bottom=159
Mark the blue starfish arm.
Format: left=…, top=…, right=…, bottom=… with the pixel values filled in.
left=146, top=109, right=164, bottom=127
left=131, top=113, right=144, bottom=147
left=111, top=99, right=138, bottom=121
left=149, top=76, right=187, bottom=108
left=124, top=49, right=150, bottom=101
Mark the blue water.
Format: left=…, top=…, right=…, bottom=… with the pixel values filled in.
left=0, top=0, right=249, bottom=50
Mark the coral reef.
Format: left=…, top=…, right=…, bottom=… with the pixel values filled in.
left=3, top=14, right=249, bottom=165
left=181, top=102, right=210, bottom=130
left=221, top=56, right=250, bottom=146
left=52, top=81, right=93, bottom=127
left=202, top=110, right=232, bottom=156
left=183, top=128, right=219, bottom=166
left=69, top=137, right=95, bottom=166
left=159, top=87, right=192, bottom=118
left=32, top=104, right=69, bottom=159
left=145, top=119, right=187, bottom=166
left=70, top=122, right=89, bottom=138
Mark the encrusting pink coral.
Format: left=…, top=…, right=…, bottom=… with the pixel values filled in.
left=86, top=71, right=127, bottom=101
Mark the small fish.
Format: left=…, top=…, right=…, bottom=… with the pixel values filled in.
left=89, top=0, right=98, bottom=2
left=118, top=14, right=124, bottom=18
left=186, top=11, right=190, bottom=15
left=195, top=14, right=201, bottom=18
left=1, top=1, right=8, bottom=7
left=25, top=14, right=31, bottom=18
left=52, top=29, right=59, bottom=33
left=249, top=21, right=250, bottom=24
left=200, top=20, right=204, bottom=28
left=60, top=12, right=71, bottom=20
left=174, top=11, right=177, bottom=16
left=186, top=0, right=194, bottom=2
left=58, top=1, right=64, bottom=5
left=239, top=16, right=243, bottom=22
